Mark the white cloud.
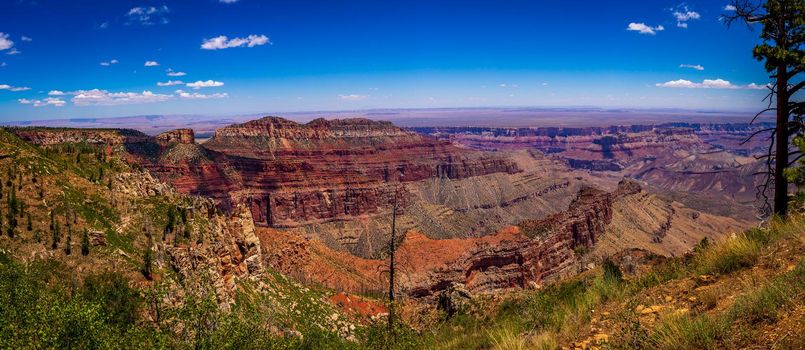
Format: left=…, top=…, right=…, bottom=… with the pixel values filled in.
left=627, top=22, right=665, bottom=35
left=339, top=94, right=368, bottom=101
left=680, top=64, right=704, bottom=71
left=745, top=83, right=769, bottom=90
left=201, top=34, right=270, bottom=50
left=18, top=97, right=65, bottom=107
left=48, top=98, right=67, bottom=107
left=673, top=5, right=701, bottom=28
left=724, top=5, right=737, bottom=11
left=0, top=33, right=13, bottom=51
left=20, top=36, right=32, bottom=42
left=157, top=80, right=184, bottom=86
left=655, top=78, right=768, bottom=90
left=0, top=62, right=6, bottom=68
left=144, top=60, right=160, bottom=67
left=220, top=0, right=239, bottom=3
left=175, top=89, right=228, bottom=99
left=72, top=89, right=172, bottom=106
left=0, top=84, right=30, bottom=91
left=6, top=48, right=21, bottom=55
left=126, top=6, right=170, bottom=25
left=100, top=59, right=118, bottom=66
left=48, top=90, right=65, bottom=96
left=186, top=80, right=224, bottom=89
left=166, top=68, right=186, bottom=77
left=98, top=22, right=109, bottom=29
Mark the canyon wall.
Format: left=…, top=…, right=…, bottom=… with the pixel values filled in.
left=157, top=117, right=521, bottom=227
left=259, top=179, right=643, bottom=296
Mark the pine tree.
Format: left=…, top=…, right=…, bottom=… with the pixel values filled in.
left=142, top=219, right=154, bottom=279
left=26, top=213, right=31, bottom=231
left=726, top=0, right=805, bottom=218
left=183, top=220, right=192, bottom=240
left=64, top=226, right=72, bottom=255
left=51, top=219, right=60, bottom=250
left=165, top=206, right=177, bottom=234
left=81, top=229, right=90, bottom=256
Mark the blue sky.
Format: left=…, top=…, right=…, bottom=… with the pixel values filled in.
left=0, top=0, right=771, bottom=121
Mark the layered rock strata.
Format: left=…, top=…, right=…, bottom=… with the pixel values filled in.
left=158, top=117, right=521, bottom=227
left=259, top=179, right=643, bottom=296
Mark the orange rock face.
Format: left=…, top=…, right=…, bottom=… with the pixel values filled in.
left=258, top=180, right=640, bottom=296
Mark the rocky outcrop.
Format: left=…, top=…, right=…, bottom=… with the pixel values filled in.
left=403, top=179, right=645, bottom=296
left=163, top=204, right=263, bottom=305
left=6, top=127, right=152, bottom=146
left=6, top=127, right=162, bottom=162
left=108, top=169, right=265, bottom=306
left=156, top=128, right=195, bottom=146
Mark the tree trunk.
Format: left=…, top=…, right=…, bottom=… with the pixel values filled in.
left=388, top=194, right=397, bottom=333
left=774, top=66, right=789, bottom=218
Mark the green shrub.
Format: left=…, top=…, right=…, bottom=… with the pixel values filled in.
left=694, top=235, right=761, bottom=275
left=602, top=257, right=623, bottom=282
left=359, top=320, right=425, bottom=350
left=647, top=313, right=728, bottom=350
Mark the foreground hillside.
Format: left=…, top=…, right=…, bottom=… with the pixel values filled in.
left=402, top=213, right=805, bottom=349
left=0, top=128, right=374, bottom=348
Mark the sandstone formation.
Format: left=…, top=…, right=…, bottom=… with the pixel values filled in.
left=154, top=117, right=520, bottom=228
left=155, top=128, right=195, bottom=146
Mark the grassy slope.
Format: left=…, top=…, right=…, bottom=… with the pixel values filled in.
left=406, top=214, right=805, bottom=350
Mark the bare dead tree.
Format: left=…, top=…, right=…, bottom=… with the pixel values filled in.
left=387, top=186, right=399, bottom=336
left=724, top=0, right=804, bottom=218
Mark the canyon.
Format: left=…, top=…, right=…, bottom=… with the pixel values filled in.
left=6, top=116, right=761, bottom=298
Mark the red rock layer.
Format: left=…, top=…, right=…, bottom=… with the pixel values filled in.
left=155, top=117, right=521, bottom=227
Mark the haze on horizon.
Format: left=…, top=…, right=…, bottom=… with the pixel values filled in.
left=0, top=0, right=773, bottom=122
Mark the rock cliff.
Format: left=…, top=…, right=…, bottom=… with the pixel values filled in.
left=156, top=128, right=195, bottom=145
left=258, top=180, right=644, bottom=296
left=154, top=117, right=521, bottom=227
